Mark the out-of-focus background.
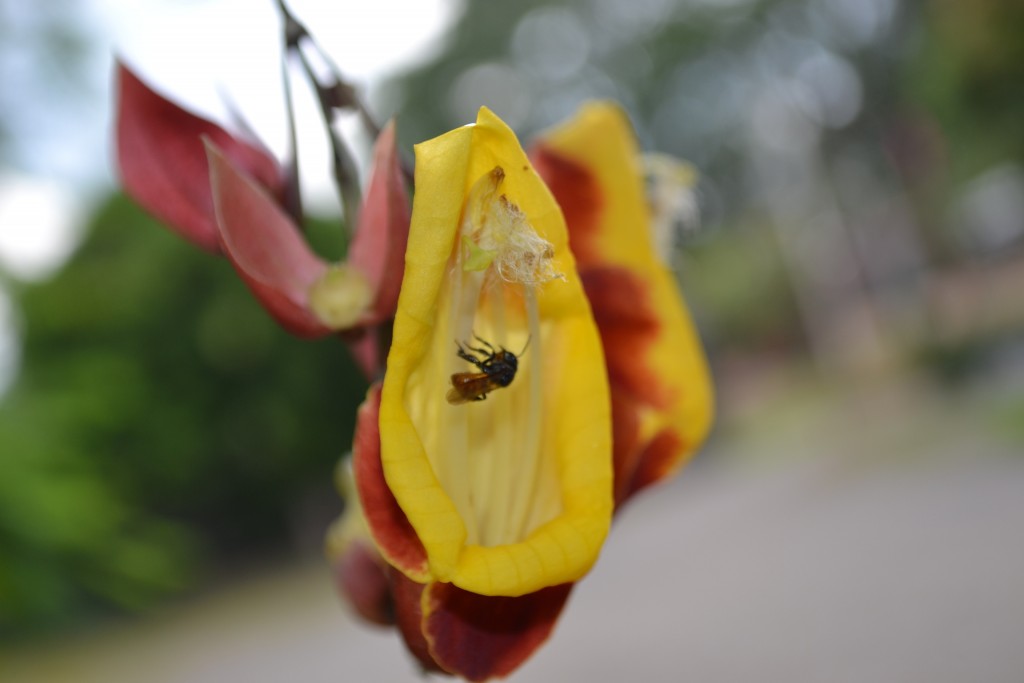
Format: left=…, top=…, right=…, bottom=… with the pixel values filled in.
left=2, top=0, right=1023, bottom=681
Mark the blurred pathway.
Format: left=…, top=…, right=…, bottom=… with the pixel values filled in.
left=4, top=376, right=1023, bottom=682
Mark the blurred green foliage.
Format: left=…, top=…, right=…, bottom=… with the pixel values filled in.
left=681, top=225, right=801, bottom=352
left=991, top=395, right=1024, bottom=449
left=912, top=0, right=1024, bottom=180
left=0, top=194, right=366, bottom=636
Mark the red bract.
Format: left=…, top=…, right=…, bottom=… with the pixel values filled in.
left=331, top=536, right=394, bottom=627
left=205, top=140, right=331, bottom=337
left=115, top=61, right=285, bottom=252
left=345, top=121, right=410, bottom=327
left=114, top=61, right=411, bottom=376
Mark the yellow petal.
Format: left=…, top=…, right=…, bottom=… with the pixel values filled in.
left=535, top=102, right=714, bottom=497
left=379, top=108, right=612, bottom=597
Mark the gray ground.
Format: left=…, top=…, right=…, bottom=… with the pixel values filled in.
left=4, top=373, right=1024, bottom=682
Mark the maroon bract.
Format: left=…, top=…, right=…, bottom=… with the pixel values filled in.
left=205, top=140, right=331, bottom=337
left=115, top=61, right=285, bottom=253
left=115, top=63, right=411, bottom=377
left=344, top=121, right=410, bottom=327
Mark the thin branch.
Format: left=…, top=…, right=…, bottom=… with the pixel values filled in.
left=274, top=0, right=382, bottom=232
left=273, top=0, right=381, bottom=135
left=294, top=43, right=363, bottom=233
left=279, top=49, right=304, bottom=225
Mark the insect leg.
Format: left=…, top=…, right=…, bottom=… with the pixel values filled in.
left=455, top=341, right=488, bottom=370
left=471, top=334, right=497, bottom=354
left=517, top=334, right=531, bottom=357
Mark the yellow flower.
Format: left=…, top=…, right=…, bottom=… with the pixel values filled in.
left=531, top=101, right=714, bottom=506
left=368, top=107, right=613, bottom=598
left=332, top=103, right=713, bottom=681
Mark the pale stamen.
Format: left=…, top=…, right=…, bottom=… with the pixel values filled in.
left=436, top=166, right=561, bottom=547
left=462, top=167, right=563, bottom=287
left=642, top=152, right=700, bottom=266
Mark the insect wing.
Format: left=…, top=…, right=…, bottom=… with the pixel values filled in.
left=447, top=372, right=495, bottom=404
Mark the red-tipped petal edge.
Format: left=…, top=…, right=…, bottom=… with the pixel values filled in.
left=351, top=384, right=430, bottom=581
left=346, top=120, right=411, bottom=324
left=390, top=570, right=447, bottom=675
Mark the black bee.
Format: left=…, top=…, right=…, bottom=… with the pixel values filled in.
left=446, top=335, right=522, bottom=404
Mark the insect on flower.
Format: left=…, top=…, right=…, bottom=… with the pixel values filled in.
left=446, top=335, right=527, bottom=404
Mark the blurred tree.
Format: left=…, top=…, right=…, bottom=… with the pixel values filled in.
left=0, top=193, right=365, bottom=635
left=912, top=0, right=1024, bottom=180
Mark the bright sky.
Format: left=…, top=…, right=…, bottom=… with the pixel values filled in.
left=0, top=0, right=457, bottom=392
left=101, top=0, right=458, bottom=168
left=0, top=0, right=456, bottom=278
